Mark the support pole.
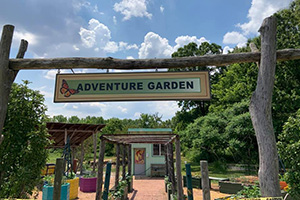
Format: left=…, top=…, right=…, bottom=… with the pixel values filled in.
left=167, top=143, right=176, bottom=194
left=102, top=162, right=112, bottom=200
left=93, top=132, right=97, bottom=172
left=249, top=16, right=281, bottom=197
left=164, top=144, right=168, bottom=177
left=80, top=140, right=85, bottom=175
left=200, top=160, right=211, bottom=200
left=175, top=137, right=184, bottom=200
left=122, top=144, right=126, bottom=180
left=115, top=143, right=120, bottom=188
left=0, top=25, right=14, bottom=137
left=53, top=158, right=64, bottom=200
left=127, top=144, right=133, bottom=192
left=96, top=139, right=106, bottom=200
left=185, top=163, right=193, bottom=200
left=0, top=37, right=27, bottom=145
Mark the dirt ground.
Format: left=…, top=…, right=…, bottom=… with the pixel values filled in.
left=36, top=176, right=230, bottom=200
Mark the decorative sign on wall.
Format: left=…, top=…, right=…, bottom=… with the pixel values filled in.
left=54, top=71, right=210, bottom=102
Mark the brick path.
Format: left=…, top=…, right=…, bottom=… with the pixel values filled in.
left=128, top=177, right=167, bottom=200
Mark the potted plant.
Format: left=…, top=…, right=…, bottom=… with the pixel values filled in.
left=42, top=175, right=70, bottom=200
left=80, top=173, right=97, bottom=192
left=65, top=172, right=79, bottom=200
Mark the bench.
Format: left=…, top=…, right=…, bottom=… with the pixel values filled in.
left=151, top=164, right=165, bottom=177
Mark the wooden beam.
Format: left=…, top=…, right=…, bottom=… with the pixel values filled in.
left=175, top=137, right=184, bottom=200
left=93, top=132, right=97, bottom=172
left=95, top=139, right=106, bottom=200
left=122, top=144, right=126, bottom=180
left=9, top=49, right=300, bottom=70
left=249, top=16, right=281, bottom=197
left=164, top=144, right=168, bottom=176
left=115, top=143, right=120, bottom=189
left=200, top=160, right=211, bottom=200
left=167, top=143, right=176, bottom=194
left=80, top=140, right=84, bottom=175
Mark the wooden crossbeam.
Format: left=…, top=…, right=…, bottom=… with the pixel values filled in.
left=8, top=49, right=300, bottom=70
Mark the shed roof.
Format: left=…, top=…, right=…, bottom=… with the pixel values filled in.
left=101, top=133, right=177, bottom=145
left=46, top=122, right=105, bottom=148
left=128, top=128, right=172, bottom=133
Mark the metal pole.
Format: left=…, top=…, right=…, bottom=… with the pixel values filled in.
left=102, top=162, right=112, bottom=200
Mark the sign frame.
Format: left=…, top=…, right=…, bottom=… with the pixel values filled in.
left=54, top=71, right=211, bottom=102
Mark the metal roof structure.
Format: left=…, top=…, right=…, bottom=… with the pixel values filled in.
left=46, top=122, right=105, bottom=148
left=127, top=128, right=172, bottom=133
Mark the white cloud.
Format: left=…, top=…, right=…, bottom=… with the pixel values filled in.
left=14, top=30, right=38, bottom=46
left=114, top=0, right=152, bottom=21
left=118, top=106, right=128, bottom=113
left=44, top=69, right=69, bottom=80
left=151, top=101, right=180, bottom=120
left=138, top=32, right=209, bottom=59
left=223, top=31, right=247, bottom=48
left=138, top=32, right=173, bottom=59
left=223, top=46, right=234, bottom=54
left=103, top=41, right=119, bottom=53
left=126, top=56, right=134, bottom=59
left=133, top=112, right=141, bottom=118
left=160, top=5, right=164, bottom=13
left=119, top=42, right=138, bottom=50
left=238, top=0, right=292, bottom=35
left=174, top=35, right=208, bottom=51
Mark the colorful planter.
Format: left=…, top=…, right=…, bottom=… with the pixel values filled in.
left=66, top=177, right=79, bottom=199
left=80, top=177, right=97, bottom=192
left=42, top=183, right=70, bottom=200
left=280, top=181, right=288, bottom=190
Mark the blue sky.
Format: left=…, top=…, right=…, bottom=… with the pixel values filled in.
left=0, top=0, right=293, bottom=120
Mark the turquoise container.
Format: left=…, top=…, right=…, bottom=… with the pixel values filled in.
left=42, top=183, right=70, bottom=200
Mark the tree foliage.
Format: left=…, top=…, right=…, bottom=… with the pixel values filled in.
left=278, top=109, right=300, bottom=198
left=0, top=81, right=49, bottom=198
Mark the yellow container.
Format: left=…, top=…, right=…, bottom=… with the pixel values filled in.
left=66, top=177, right=79, bottom=199
left=41, top=165, right=55, bottom=175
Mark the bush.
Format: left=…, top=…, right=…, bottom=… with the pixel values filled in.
left=0, top=81, right=50, bottom=198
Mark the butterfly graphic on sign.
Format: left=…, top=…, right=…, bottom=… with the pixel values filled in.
left=60, top=79, right=79, bottom=97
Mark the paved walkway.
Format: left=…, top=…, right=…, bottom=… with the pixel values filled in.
left=128, top=177, right=167, bottom=200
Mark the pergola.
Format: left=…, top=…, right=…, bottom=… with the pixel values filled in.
left=95, top=133, right=184, bottom=200
left=46, top=122, right=105, bottom=174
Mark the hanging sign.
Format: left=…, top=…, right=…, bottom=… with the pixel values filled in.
left=54, top=71, right=210, bottom=102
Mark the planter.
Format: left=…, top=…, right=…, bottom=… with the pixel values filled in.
left=42, top=183, right=70, bottom=200
left=80, top=177, right=97, bottom=192
left=66, top=177, right=79, bottom=199
left=219, top=181, right=243, bottom=194
left=183, top=175, right=211, bottom=189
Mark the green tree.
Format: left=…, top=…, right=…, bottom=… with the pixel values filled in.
left=278, top=109, right=300, bottom=197
left=171, top=42, right=223, bottom=132
left=0, top=81, right=49, bottom=198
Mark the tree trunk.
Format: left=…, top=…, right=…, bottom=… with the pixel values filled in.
left=249, top=16, right=281, bottom=197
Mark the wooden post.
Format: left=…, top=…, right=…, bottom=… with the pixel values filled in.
left=0, top=37, right=27, bottom=145
left=80, top=140, right=85, bottom=175
left=122, top=144, right=126, bottom=180
left=167, top=143, right=176, bottom=194
left=96, top=139, right=106, bottom=200
left=93, top=132, right=97, bottom=172
left=115, top=143, right=120, bottom=188
left=200, top=160, right=211, bottom=200
left=102, top=162, right=112, bottom=200
left=185, top=163, right=193, bottom=200
left=175, top=137, right=184, bottom=200
left=127, top=144, right=133, bottom=192
left=0, top=25, right=14, bottom=137
left=164, top=144, right=168, bottom=176
left=249, top=16, right=281, bottom=197
left=53, top=158, right=64, bottom=200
